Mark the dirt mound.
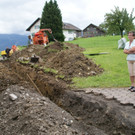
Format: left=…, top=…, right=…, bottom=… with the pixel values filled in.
left=10, top=42, right=103, bottom=78
left=0, top=63, right=106, bottom=135
left=1, top=43, right=135, bottom=135
left=0, top=85, right=87, bottom=135
left=47, top=49, right=102, bottom=77
left=0, top=62, right=22, bottom=93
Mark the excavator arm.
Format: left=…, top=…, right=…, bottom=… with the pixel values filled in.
left=40, top=29, right=58, bottom=42
left=39, top=29, right=52, bottom=34
left=33, top=28, right=58, bottom=45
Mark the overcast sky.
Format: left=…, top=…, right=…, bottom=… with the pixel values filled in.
left=0, top=0, right=134, bottom=35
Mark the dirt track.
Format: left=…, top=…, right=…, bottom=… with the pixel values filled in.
left=1, top=43, right=135, bottom=135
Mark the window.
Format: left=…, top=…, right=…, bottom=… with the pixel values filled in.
left=94, top=31, right=97, bottom=34
left=68, top=30, right=73, bottom=34
left=32, top=33, right=35, bottom=37
left=35, top=25, right=40, bottom=29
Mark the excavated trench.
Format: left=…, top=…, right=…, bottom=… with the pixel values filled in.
left=4, top=61, right=135, bottom=135
left=1, top=42, right=135, bottom=134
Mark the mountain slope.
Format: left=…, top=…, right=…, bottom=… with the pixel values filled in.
left=0, top=34, right=28, bottom=51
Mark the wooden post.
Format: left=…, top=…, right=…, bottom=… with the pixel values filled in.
left=27, top=74, right=43, bottom=96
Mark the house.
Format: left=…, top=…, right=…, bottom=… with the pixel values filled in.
left=26, top=18, right=81, bottom=41
left=26, top=18, right=40, bottom=37
left=63, top=23, right=81, bottom=41
left=83, top=23, right=105, bottom=37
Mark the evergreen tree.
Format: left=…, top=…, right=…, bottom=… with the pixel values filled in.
left=40, top=0, right=64, bottom=41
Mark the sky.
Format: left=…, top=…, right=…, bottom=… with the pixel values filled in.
left=0, top=0, right=134, bottom=35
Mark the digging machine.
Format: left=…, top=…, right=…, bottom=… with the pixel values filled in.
left=33, top=29, right=57, bottom=45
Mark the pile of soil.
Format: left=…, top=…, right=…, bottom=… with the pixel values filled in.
left=1, top=60, right=135, bottom=135
left=0, top=62, right=21, bottom=93
left=0, top=62, right=106, bottom=135
left=1, top=43, right=135, bottom=135
left=0, top=85, right=105, bottom=135
left=11, top=42, right=103, bottom=78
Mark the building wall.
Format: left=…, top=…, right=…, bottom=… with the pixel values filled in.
left=63, top=30, right=77, bottom=41
left=83, top=26, right=105, bottom=37
left=29, top=20, right=40, bottom=37
left=28, top=20, right=79, bottom=41
left=76, top=31, right=82, bottom=37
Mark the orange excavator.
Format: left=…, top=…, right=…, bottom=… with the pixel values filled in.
left=33, top=29, right=57, bottom=45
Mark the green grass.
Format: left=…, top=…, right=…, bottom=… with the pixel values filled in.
left=33, top=64, right=39, bottom=68
left=18, top=45, right=27, bottom=50
left=44, top=67, right=58, bottom=74
left=68, top=35, right=130, bottom=88
left=56, top=74, right=65, bottom=79
left=18, top=60, right=29, bottom=64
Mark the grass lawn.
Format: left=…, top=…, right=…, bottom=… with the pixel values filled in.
left=68, top=35, right=130, bottom=88
left=18, top=45, right=27, bottom=50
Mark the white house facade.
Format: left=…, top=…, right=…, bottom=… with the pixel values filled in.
left=26, top=18, right=40, bottom=37
left=63, top=30, right=76, bottom=41
left=30, top=21, right=40, bottom=36
left=62, top=22, right=81, bottom=41
left=26, top=18, right=81, bottom=41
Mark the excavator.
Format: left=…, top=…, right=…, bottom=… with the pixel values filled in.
left=32, top=29, right=57, bottom=45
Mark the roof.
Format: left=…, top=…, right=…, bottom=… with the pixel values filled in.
left=26, top=18, right=40, bottom=31
left=83, top=23, right=105, bottom=33
left=63, top=23, right=81, bottom=31
left=26, top=18, right=81, bottom=31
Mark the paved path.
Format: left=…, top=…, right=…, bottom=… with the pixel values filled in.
left=76, top=87, right=135, bottom=108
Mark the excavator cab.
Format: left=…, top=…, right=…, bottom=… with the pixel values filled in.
left=33, top=29, right=52, bottom=45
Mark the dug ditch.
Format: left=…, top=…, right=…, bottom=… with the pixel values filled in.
left=3, top=60, right=135, bottom=135
left=1, top=42, right=135, bottom=135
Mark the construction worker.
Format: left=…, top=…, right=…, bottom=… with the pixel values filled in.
left=28, top=35, right=33, bottom=44
left=5, top=47, right=11, bottom=58
left=12, top=45, right=17, bottom=52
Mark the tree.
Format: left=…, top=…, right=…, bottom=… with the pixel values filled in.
left=99, top=22, right=107, bottom=34
left=40, top=0, right=64, bottom=41
left=104, top=7, right=135, bottom=37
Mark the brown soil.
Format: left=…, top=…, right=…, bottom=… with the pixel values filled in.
left=11, top=42, right=103, bottom=78
left=1, top=42, right=135, bottom=135
left=0, top=62, right=22, bottom=93
left=7, top=42, right=104, bottom=98
left=0, top=85, right=89, bottom=135
left=0, top=42, right=106, bottom=135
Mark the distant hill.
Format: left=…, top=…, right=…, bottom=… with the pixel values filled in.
left=0, top=34, right=28, bottom=51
